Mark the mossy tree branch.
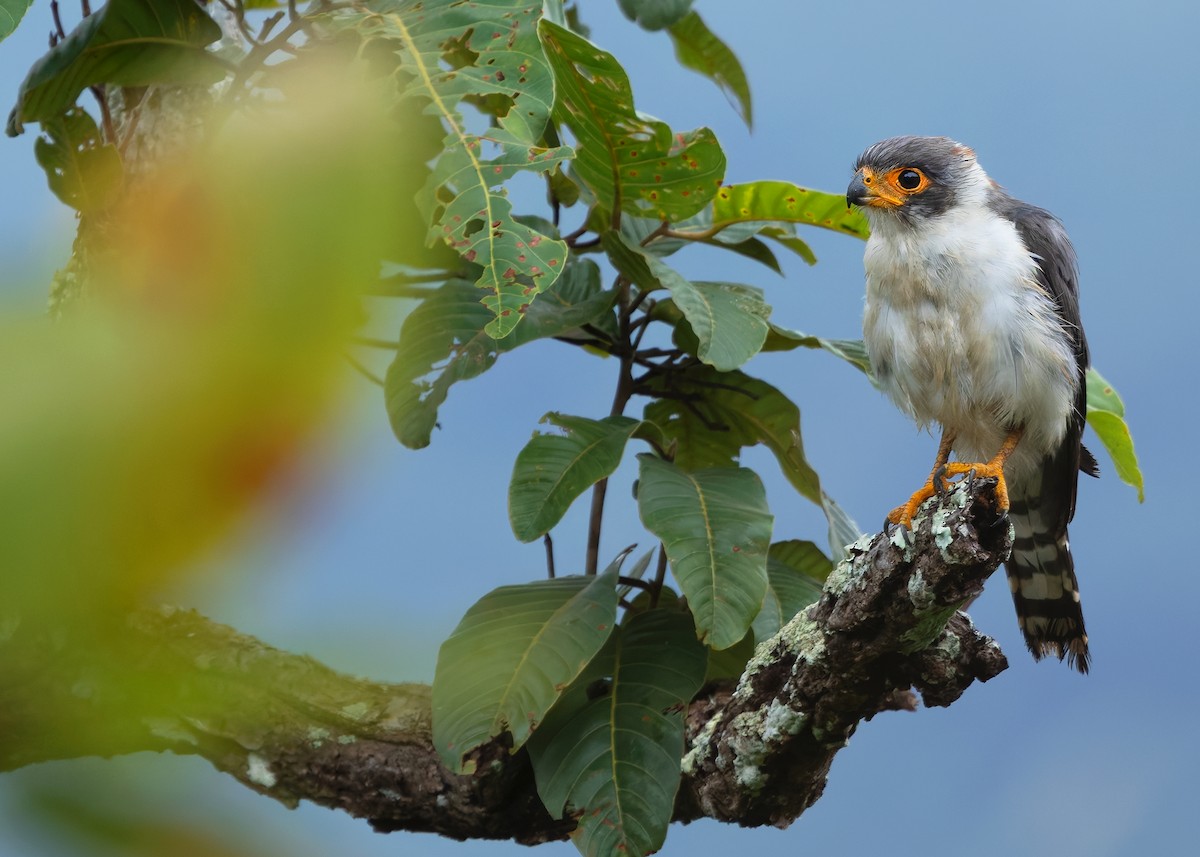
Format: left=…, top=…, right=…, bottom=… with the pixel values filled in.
left=0, top=479, right=1010, bottom=843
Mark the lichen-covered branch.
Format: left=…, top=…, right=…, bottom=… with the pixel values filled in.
left=676, top=477, right=1011, bottom=827
left=0, top=480, right=1009, bottom=843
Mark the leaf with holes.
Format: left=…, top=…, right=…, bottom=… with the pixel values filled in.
left=33, top=108, right=121, bottom=214
left=334, top=0, right=571, bottom=337
left=668, top=11, right=751, bottom=127
left=1085, top=367, right=1144, bottom=502
left=636, top=455, right=772, bottom=649
left=528, top=608, right=706, bottom=857
left=432, top=563, right=619, bottom=773
left=539, top=19, right=725, bottom=222
left=7, top=0, right=224, bottom=136
left=509, top=414, right=641, bottom=542
left=386, top=261, right=616, bottom=448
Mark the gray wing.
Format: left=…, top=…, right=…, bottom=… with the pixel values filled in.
left=988, top=190, right=1095, bottom=524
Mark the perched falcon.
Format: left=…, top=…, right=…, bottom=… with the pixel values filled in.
left=847, top=136, right=1097, bottom=672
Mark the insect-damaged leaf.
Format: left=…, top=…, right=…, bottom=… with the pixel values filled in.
left=335, top=0, right=570, bottom=337
left=539, top=19, right=725, bottom=222
left=386, top=260, right=615, bottom=448
left=527, top=608, right=705, bottom=857
left=33, top=108, right=122, bottom=214
left=432, top=563, right=620, bottom=773
left=636, top=455, right=772, bottom=650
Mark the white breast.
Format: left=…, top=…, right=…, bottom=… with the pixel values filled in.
left=862, top=202, right=1078, bottom=479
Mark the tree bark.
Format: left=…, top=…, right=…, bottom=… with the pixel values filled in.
left=0, top=478, right=1010, bottom=844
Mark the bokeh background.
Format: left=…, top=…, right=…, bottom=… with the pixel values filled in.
left=1, top=1, right=1194, bottom=855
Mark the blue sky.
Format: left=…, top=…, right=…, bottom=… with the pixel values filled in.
left=1, top=2, right=1196, bottom=856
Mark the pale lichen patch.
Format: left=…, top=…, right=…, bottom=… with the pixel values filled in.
left=246, top=753, right=277, bottom=789
left=307, top=726, right=331, bottom=748
left=907, top=568, right=935, bottom=610
left=337, top=734, right=357, bottom=745
left=761, top=699, right=807, bottom=743
left=728, top=710, right=769, bottom=793
left=681, top=710, right=723, bottom=775
left=823, top=555, right=863, bottom=596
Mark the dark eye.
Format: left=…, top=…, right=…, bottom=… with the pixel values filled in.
left=897, top=169, right=923, bottom=190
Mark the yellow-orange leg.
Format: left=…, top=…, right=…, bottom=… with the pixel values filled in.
left=887, top=430, right=957, bottom=528
left=937, top=427, right=1025, bottom=514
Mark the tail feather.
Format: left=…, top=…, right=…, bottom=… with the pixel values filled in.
left=1006, top=493, right=1090, bottom=673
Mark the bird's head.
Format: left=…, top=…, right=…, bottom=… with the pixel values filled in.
left=847, top=136, right=986, bottom=226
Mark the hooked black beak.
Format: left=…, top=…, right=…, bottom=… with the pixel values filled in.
left=847, top=172, right=870, bottom=208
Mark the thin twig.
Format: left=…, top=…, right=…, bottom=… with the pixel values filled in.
left=563, top=223, right=589, bottom=243
left=50, top=0, right=67, bottom=46
left=639, top=221, right=671, bottom=248
left=617, top=576, right=654, bottom=593
left=89, top=86, right=117, bottom=145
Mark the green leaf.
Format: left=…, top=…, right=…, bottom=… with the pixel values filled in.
left=539, top=20, right=725, bottom=222
left=0, top=0, right=33, bottom=45
left=8, top=0, right=224, bottom=136
left=1085, top=367, right=1144, bottom=501
left=604, top=234, right=770, bottom=371
left=762, top=324, right=874, bottom=377
left=420, top=129, right=573, bottom=338
left=668, top=11, right=751, bottom=128
left=689, top=180, right=871, bottom=241
left=528, top=608, right=706, bottom=857
left=33, top=108, right=122, bottom=214
left=386, top=262, right=615, bottom=448
left=640, top=365, right=860, bottom=557
left=509, top=414, right=641, bottom=542
left=432, top=564, right=620, bottom=773
left=752, top=540, right=831, bottom=639
left=617, top=0, right=695, bottom=30
left=337, top=1, right=570, bottom=338
left=636, top=455, right=772, bottom=649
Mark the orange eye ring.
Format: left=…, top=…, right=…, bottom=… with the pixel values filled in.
left=885, top=167, right=929, bottom=195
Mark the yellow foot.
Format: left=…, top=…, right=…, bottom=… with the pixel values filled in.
left=886, top=477, right=942, bottom=529
left=937, top=461, right=1010, bottom=513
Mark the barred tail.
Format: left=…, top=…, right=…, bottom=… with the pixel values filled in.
left=1006, top=493, right=1090, bottom=673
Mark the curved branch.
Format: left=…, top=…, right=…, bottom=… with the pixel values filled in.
left=0, top=479, right=1010, bottom=843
